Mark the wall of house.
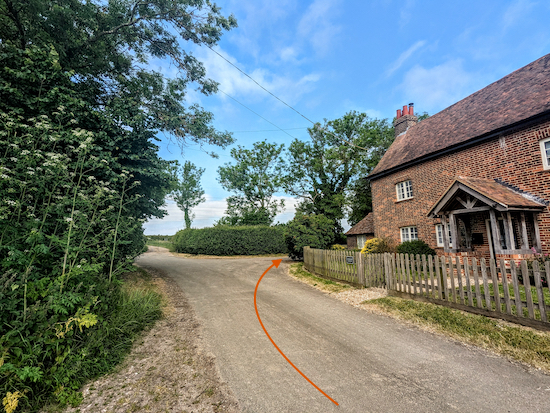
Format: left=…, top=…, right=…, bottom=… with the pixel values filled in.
left=346, top=234, right=375, bottom=249
left=347, top=235, right=358, bottom=249
left=371, top=119, right=550, bottom=257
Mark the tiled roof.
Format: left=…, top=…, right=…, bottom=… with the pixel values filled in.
left=455, top=177, right=547, bottom=209
left=345, top=213, right=374, bottom=235
left=371, top=54, right=550, bottom=178
left=428, top=176, right=547, bottom=217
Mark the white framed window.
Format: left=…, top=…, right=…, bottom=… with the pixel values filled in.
left=396, top=180, right=413, bottom=201
left=435, top=223, right=453, bottom=247
left=435, top=224, right=444, bottom=247
left=400, top=226, right=418, bottom=242
left=540, top=138, right=550, bottom=170
left=357, top=235, right=367, bottom=249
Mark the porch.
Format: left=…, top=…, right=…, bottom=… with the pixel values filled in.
left=428, top=176, right=547, bottom=260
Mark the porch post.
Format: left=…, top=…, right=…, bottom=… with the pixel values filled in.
left=533, top=212, right=542, bottom=253
left=442, top=215, right=450, bottom=252
left=449, top=213, right=459, bottom=253
left=505, top=212, right=515, bottom=250
left=520, top=212, right=529, bottom=250
left=489, top=209, right=503, bottom=254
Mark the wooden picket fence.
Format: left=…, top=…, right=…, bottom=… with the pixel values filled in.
left=302, top=247, right=386, bottom=287
left=303, top=247, right=550, bottom=330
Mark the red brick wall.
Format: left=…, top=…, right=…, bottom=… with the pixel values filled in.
left=347, top=235, right=357, bottom=249
left=371, top=120, right=550, bottom=255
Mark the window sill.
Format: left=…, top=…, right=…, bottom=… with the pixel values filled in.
left=395, top=197, right=415, bottom=203
left=535, top=168, right=550, bottom=173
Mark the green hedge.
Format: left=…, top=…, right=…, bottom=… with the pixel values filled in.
left=173, top=226, right=287, bottom=255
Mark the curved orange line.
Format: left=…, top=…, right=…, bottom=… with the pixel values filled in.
left=254, top=263, right=339, bottom=406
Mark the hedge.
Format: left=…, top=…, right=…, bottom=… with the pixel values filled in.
left=172, top=225, right=287, bottom=255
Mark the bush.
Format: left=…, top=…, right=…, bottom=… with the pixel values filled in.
left=396, top=240, right=436, bottom=256
left=331, top=244, right=346, bottom=250
left=284, top=213, right=335, bottom=260
left=172, top=226, right=287, bottom=256
left=361, top=237, right=396, bottom=254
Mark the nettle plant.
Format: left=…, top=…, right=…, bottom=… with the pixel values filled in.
left=0, top=110, right=144, bottom=407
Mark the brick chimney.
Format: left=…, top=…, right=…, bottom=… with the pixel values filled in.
left=394, top=103, right=418, bottom=137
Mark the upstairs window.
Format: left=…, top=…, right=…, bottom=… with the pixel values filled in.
left=400, top=226, right=418, bottom=242
left=540, top=138, right=550, bottom=170
left=396, top=180, right=413, bottom=201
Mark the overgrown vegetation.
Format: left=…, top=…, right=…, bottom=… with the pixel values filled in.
left=173, top=226, right=287, bottom=256
left=0, top=0, right=236, bottom=410
left=284, top=213, right=335, bottom=260
left=361, top=237, right=396, bottom=254
left=363, top=297, right=550, bottom=371
left=396, top=240, right=436, bottom=256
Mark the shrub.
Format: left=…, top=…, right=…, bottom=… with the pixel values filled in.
left=396, top=240, right=436, bottom=256
left=331, top=244, right=346, bottom=250
left=284, top=213, right=335, bottom=260
left=361, top=237, right=396, bottom=254
left=172, top=226, right=287, bottom=256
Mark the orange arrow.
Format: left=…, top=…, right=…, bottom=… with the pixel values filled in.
left=254, top=259, right=339, bottom=406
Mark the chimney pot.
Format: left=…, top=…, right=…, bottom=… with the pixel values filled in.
left=402, top=105, right=408, bottom=116
left=396, top=109, right=402, bottom=119
left=408, top=103, right=414, bottom=116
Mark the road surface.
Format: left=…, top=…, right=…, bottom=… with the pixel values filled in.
left=136, top=248, right=550, bottom=412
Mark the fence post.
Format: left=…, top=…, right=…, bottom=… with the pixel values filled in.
left=384, top=253, right=390, bottom=290
left=357, top=251, right=364, bottom=286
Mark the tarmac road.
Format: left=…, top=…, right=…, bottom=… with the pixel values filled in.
left=136, top=248, right=550, bottom=412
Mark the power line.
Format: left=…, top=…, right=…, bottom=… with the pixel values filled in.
left=207, top=46, right=317, bottom=125
left=206, top=46, right=368, bottom=151
left=232, top=127, right=308, bottom=133
left=217, top=89, right=297, bottom=139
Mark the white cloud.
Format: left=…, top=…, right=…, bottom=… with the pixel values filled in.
left=385, top=40, right=426, bottom=78
left=400, top=60, right=474, bottom=113
left=143, top=194, right=299, bottom=235
left=297, top=0, right=341, bottom=56
left=197, top=46, right=321, bottom=106
left=502, top=0, right=536, bottom=31
left=399, top=0, right=416, bottom=28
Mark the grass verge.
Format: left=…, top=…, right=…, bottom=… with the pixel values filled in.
left=288, top=263, right=354, bottom=294
left=42, top=266, right=164, bottom=412
left=363, top=296, right=550, bottom=372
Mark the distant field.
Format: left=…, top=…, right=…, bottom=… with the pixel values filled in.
left=146, top=239, right=175, bottom=251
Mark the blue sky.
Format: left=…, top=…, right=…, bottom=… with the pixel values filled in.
left=144, top=0, right=550, bottom=235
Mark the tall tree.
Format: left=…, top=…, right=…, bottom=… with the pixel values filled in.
left=347, top=112, right=429, bottom=225
left=172, top=161, right=206, bottom=229
left=286, top=111, right=384, bottom=236
left=218, top=140, right=287, bottom=226
left=0, top=0, right=236, bottom=151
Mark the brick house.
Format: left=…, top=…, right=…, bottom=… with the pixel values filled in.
left=368, top=54, right=550, bottom=261
left=345, top=212, right=374, bottom=249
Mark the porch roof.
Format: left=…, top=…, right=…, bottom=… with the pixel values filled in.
left=345, top=213, right=374, bottom=236
left=428, top=176, right=547, bottom=217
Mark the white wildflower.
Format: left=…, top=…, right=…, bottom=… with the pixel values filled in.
left=65, top=217, right=73, bottom=222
